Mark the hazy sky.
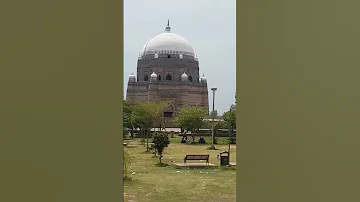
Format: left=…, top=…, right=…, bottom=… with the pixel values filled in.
left=124, top=0, right=236, bottom=114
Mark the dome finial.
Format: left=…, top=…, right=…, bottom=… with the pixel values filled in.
left=165, top=19, right=171, bottom=33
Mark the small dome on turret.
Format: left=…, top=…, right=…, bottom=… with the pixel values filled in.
left=200, top=73, right=207, bottom=83
left=150, top=72, right=157, bottom=81
left=129, top=73, right=136, bottom=82
left=181, top=72, right=188, bottom=81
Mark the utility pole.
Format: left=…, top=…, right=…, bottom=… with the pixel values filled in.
left=210, top=88, right=217, bottom=150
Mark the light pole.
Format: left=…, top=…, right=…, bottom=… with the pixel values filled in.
left=210, top=88, right=217, bottom=150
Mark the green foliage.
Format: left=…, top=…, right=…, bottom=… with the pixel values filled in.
left=152, top=133, right=170, bottom=164
left=130, top=101, right=169, bottom=151
left=131, top=102, right=152, bottom=130
left=222, top=109, right=236, bottom=130
left=172, top=105, right=207, bottom=133
left=123, top=101, right=133, bottom=128
left=124, top=100, right=136, bottom=139
left=214, top=120, right=227, bottom=129
left=131, top=101, right=169, bottom=129
left=223, top=109, right=236, bottom=145
left=202, top=120, right=212, bottom=129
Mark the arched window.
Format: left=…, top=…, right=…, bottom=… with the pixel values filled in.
left=188, top=76, right=193, bottom=82
left=144, top=75, right=149, bottom=81
left=158, top=75, right=161, bottom=81
left=166, top=74, right=172, bottom=81
left=167, top=55, right=171, bottom=58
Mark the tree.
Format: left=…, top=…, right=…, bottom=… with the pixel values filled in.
left=222, top=109, right=236, bottom=131
left=124, top=100, right=136, bottom=139
left=172, top=105, right=207, bottom=136
left=131, top=101, right=169, bottom=151
left=222, top=108, right=236, bottom=144
left=128, top=102, right=149, bottom=144
left=152, top=133, right=170, bottom=164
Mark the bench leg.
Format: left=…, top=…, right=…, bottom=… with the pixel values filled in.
left=184, top=159, right=186, bottom=164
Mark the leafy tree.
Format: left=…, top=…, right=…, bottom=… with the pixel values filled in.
left=172, top=105, right=207, bottom=135
left=152, top=133, right=170, bottom=164
left=124, top=100, right=136, bottom=139
left=131, top=101, right=169, bottom=151
left=222, top=108, right=236, bottom=143
left=222, top=109, right=236, bottom=130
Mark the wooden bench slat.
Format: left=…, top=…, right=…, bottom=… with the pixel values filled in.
left=183, top=154, right=210, bottom=164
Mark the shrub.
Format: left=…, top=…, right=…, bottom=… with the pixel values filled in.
left=152, top=133, right=170, bottom=164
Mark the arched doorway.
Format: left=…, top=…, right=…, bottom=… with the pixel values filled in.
left=166, top=74, right=172, bottom=81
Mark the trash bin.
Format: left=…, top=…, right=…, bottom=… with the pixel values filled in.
left=219, top=151, right=229, bottom=166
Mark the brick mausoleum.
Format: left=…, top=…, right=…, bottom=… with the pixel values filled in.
left=126, top=20, right=209, bottom=127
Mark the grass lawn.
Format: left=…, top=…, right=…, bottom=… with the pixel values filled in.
left=123, top=137, right=236, bottom=202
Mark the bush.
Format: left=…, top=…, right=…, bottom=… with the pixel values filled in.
left=152, top=133, right=170, bottom=164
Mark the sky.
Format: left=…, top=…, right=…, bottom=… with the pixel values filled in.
left=124, top=0, right=236, bottom=114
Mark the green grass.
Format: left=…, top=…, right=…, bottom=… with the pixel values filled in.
left=124, top=138, right=236, bottom=202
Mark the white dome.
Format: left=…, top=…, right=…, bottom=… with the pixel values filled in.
left=181, top=72, right=188, bottom=81
left=140, top=21, right=195, bottom=57
left=200, top=74, right=207, bottom=83
left=129, top=73, right=135, bottom=78
left=128, top=73, right=136, bottom=82
left=151, top=72, right=157, bottom=78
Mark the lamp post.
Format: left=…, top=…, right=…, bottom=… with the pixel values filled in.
left=210, top=88, right=217, bottom=150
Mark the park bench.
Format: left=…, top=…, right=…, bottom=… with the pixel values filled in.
left=183, top=154, right=210, bottom=164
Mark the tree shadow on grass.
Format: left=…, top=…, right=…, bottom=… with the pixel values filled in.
left=155, top=162, right=169, bottom=167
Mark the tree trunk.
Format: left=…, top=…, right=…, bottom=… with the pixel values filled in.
left=146, top=129, right=149, bottom=151
left=159, top=155, right=162, bottom=164
left=141, top=129, right=146, bottom=146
